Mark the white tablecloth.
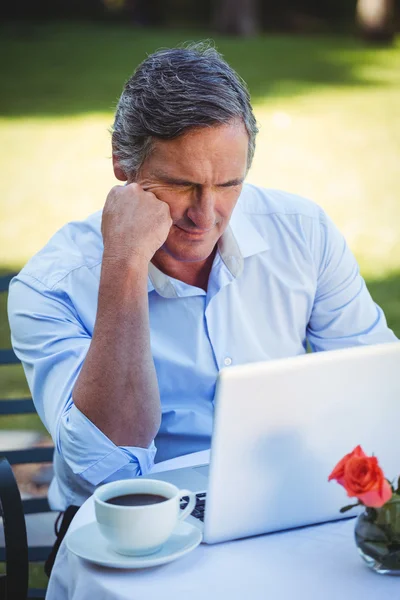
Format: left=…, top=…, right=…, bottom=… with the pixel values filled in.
left=46, top=451, right=399, bottom=600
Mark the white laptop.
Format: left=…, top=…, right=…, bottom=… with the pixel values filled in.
left=147, top=342, right=400, bottom=544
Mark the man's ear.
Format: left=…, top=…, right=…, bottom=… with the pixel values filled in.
left=112, top=153, right=128, bottom=182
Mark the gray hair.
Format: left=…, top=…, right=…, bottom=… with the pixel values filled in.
left=112, top=41, right=258, bottom=179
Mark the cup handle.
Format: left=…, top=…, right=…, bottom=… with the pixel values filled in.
left=178, top=490, right=196, bottom=521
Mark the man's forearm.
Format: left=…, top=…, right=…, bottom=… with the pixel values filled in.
left=73, top=256, right=161, bottom=447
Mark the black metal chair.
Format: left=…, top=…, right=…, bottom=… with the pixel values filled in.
left=0, top=456, right=29, bottom=600
left=0, top=273, right=56, bottom=599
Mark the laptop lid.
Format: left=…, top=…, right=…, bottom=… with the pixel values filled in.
left=203, top=342, right=400, bottom=544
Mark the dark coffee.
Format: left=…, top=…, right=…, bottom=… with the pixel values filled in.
left=106, top=493, right=168, bottom=507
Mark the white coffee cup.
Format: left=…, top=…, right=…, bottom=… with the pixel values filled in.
left=93, top=478, right=196, bottom=556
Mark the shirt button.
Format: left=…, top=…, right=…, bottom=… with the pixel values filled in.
left=224, top=357, right=232, bottom=366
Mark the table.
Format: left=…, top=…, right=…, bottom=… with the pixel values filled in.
left=46, top=451, right=399, bottom=600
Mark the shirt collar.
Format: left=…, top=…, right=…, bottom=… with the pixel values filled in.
left=147, top=203, right=269, bottom=297
left=228, top=202, right=270, bottom=259
left=148, top=262, right=178, bottom=297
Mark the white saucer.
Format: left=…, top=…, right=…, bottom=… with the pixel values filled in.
left=66, top=520, right=203, bottom=569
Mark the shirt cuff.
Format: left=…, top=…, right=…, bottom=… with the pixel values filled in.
left=120, top=444, right=157, bottom=475
left=59, top=404, right=157, bottom=486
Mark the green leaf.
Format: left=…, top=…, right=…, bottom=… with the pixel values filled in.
left=340, top=503, right=359, bottom=513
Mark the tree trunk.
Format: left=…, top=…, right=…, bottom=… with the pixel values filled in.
left=213, top=0, right=259, bottom=36
left=356, top=0, right=395, bottom=43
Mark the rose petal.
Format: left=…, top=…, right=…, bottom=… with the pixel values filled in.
left=328, top=445, right=367, bottom=483
left=343, top=456, right=380, bottom=496
left=358, top=480, right=393, bottom=508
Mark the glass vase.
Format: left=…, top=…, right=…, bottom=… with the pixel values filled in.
left=354, top=496, right=400, bottom=575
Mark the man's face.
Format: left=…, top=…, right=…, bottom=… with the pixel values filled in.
left=135, top=120, right=249, bottom=264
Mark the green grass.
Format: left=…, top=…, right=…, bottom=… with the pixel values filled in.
left=0, top=562, right=48, bottom=591
left=0, top=23, right=400, bottom=273
left=1, top=21, right=400, bottom=425
left=0, top=27, right=400, bottom=421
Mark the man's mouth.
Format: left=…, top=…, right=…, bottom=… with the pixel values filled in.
left=175, top=225, right=214, bottom=236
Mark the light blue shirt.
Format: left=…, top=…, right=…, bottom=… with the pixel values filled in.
left=8, top=185, right=397, bottom=510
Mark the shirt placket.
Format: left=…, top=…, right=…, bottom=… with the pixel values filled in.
left=204, top=255, right=237, bottom=379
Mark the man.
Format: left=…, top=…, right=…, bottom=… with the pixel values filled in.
left=8, top=42, right=397, bottom=511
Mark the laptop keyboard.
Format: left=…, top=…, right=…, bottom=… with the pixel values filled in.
left=180, top=492, right=207, bottom=522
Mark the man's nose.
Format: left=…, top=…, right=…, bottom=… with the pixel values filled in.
left=187, top=189, right=216, bottom=230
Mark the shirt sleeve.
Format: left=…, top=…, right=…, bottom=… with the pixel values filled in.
left=307, top=211, right=398, bottom=352
left=7, top=273, right=157, bottom=486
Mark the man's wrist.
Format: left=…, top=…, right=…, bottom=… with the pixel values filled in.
left=100, top=251, right=150, bottom=301
left=102, top=250, right=150, bottom=276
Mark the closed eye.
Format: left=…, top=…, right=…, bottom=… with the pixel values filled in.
left=150, top=174, right=244, bottom=188
left=217, top=180, right=243, bottom=188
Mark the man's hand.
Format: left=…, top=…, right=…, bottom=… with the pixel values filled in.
left=101, top=183, right=172, bottom=264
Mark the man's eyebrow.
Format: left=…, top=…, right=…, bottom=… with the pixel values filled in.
left=151, top=172, right=244, bottom=187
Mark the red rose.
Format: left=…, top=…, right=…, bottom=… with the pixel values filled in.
left=329, top=446, right=392, bottom=508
